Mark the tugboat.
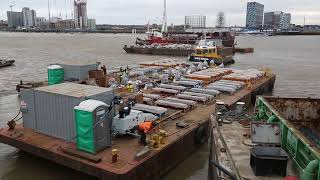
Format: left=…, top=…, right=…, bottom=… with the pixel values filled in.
left=188, top=39, right=235, bottom=65
left=0, top=59, right=15, bottom=68
left=136, top=29, right=175, bottom=46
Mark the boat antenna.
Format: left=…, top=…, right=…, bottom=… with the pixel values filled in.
left=161, top=0, right=168, bottom=33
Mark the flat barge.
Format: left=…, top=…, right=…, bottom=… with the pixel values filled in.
left=234, top=47, right=254, bottom=53
left=0, top=62, right=276, bottom=180
left=123, top=45, right=194, bottom=56
left=211, top=96, right=319, bottom=180
left=124, top=43, right=235, bottom=66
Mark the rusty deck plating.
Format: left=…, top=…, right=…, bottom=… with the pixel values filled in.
left=0, top=75, right=276, bottom=180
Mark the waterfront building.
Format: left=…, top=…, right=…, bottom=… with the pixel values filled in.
left=303, top=25, right=320, bottom=32
left=184, top=15, right=206, bottom=29
left=38, top=22, right=56, bottom=30
left=264, top=12, right=275, bottom=29
left=50, top=17, right=62, bottom=23
left=280, top=13, right=291, bottom=30
left=7, top=11, right=24, bottom=29
left=55, top=19, right=75, bottom=30
left=0, top=20, right=8, bottom=30
left=264, top=11, right=282, bottom=29
left=74, top=0, right=88, bottom=29
left=246, top=2, right=264, bottom=29
left=264, top=11, right=291, bottom=30
left=22, top=7, right=36, bottom=29
left=87, top=19, right=96, bottom=30
left=36, top=17, right=47, bottom=28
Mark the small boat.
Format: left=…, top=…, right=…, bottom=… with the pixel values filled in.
left=0, top=59, right=15, bottom=68
left=188, top=40, right=235, bottom=65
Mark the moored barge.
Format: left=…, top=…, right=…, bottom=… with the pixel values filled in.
left=0, top=61, right=276, bottom=180
left=211, top=96, right=319, bottom=180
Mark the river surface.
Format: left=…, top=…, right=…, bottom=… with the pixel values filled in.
left=0, top=32, right=319, bottom=180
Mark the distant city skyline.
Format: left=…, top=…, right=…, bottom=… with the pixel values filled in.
left=0, top=0, right=319, bottom=26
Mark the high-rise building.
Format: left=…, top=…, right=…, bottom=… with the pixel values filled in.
left=184, top=15, right=206, bottom=29
left=74, top=0, right=88, bottom=29
left=7, top=11, right=24, bottom=28
left=264, top=11, right=291, bottom=30
left=246, top=2, right=264, bottom=29
left=264, top=11, right=282, bottom=29
left=280, top=13, right=291, bottom=30
left=22, top=7, right=36, bottom=29
left=264, top=12, right=274, bottom=29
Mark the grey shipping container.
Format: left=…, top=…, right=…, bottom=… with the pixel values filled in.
left=58, top=62, right=99, bottom=81
left=20, top=83, right=115, bottom=141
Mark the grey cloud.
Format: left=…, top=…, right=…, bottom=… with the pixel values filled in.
left=0, top=0, right=319, bottom=25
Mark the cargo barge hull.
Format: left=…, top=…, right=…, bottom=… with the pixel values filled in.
left=123, top=46, right=236, bottom=65
left=123, top=45, right=194, bottom=56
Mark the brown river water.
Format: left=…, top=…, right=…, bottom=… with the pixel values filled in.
left=0, top=32, right=319, bottom=180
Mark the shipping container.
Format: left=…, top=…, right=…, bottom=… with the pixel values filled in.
left=20, top=83, right=115, bottom=141
left=58, top=62, right=99, bottom=81
left=255, top=96, right=320, bottom=180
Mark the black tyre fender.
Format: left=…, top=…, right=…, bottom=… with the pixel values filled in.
left=194, top=125, right=207, bottom=145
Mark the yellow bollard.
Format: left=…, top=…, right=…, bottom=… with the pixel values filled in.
left=159, top=130, right=167, bottom=137
left=159, top=130, right=167, bottom=144
left=151, top=134, right=160, bottom=148
left=111, top=149, right=119, bottom=163
left=152, top=134, right=160, bottom=141
left=148, top=139, right=155, bottom=148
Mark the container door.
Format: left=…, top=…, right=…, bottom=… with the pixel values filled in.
left=94, top=106, right=110, bottom=152
left=20, top=89, right=36, bottom=130
left=75, top=109, right=95, bottom=154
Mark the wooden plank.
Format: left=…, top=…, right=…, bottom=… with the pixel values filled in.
left=61, top=147, right=102, bottom=163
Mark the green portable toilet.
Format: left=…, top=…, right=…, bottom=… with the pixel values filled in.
left=74, top=100, right=112, bottom=154
left=47, top=65, right=64, bottom=85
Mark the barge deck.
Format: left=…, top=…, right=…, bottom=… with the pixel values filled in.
left=211, top=96, right=320, bottom=179
left=0, top=104, right=214, bottom=180
left=0, top=74, right=275, bottom=179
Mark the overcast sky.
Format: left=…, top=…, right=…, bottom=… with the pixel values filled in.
left=0, top=0, right=319, bottom=26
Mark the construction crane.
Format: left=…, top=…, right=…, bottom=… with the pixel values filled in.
left=9, top=4, right=15, bottom=12
left=9, top=4, right=15, bottom=27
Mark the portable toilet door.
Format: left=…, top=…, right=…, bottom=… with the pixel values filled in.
left=47, top=65, right=64, bottom=85
left=74, top=100, right=112, bottom=154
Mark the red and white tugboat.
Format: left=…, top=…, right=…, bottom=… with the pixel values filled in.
left=136, top=29, right=174, bottom=45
